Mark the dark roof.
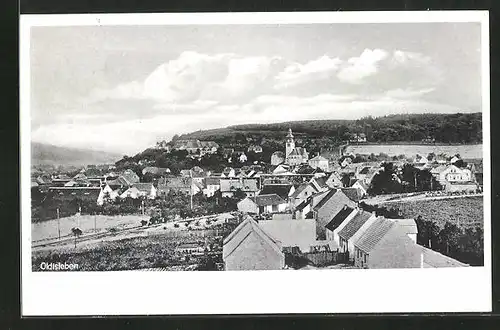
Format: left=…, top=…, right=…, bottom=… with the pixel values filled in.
left=295, top=198, right=310, bottom=211
left=341, top=187, right=362, bottom=202
left=337, top=210, right=373, bottom=241
left=259, top=184, right=292, bottom=200
left=325, top=205, right=355, bottom=231
left=313, top=176, right=328, bottom=189
left=354, top=217, right=395, bottom=252
left=289, top=147, right=307, bottom=157
left=253, top=194, right=286, bottom=206
left=312, top=189, right=338, bottom=211
left=294, top=164, right=316, bottom=174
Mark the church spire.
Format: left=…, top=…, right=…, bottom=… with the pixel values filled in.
left=287, top=128, right=294, bottom=138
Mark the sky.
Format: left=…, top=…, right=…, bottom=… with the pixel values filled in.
left=30, top=22, right=483, bottom=155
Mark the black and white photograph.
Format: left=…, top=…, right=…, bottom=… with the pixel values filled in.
left=20, top=11, right=491, bottom=315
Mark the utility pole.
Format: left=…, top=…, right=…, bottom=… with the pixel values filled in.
left=57, top=207, right=61, bottom=240
left=94, top=213, right=97, bottom=233
left=190, top=172, right=194, bottom=211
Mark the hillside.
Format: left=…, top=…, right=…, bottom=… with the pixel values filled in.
left=178, top=113, right=482, bottom=144
left=32, top=142, right=120, bottom=167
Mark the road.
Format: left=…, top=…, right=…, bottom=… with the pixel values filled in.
left=363, top=193, right=483, bottom=205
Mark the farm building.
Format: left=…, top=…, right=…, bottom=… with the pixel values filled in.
left=220, top=178, right=259, bottom=198
left=337, top=210, right=376, bottom=255
left=223, top=216, right=285, bottom=271
left=325, top=205, right=356, bottom=243
left=312, top=189, right=358, bottom=238
left=258, top=219, right=316, bottom=252
left=237, top=194, right=288, bottom=215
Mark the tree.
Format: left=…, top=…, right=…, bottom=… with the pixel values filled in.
left=71, top=227, right=82, bottom=248
left=367, top=162, right=402, bottom=195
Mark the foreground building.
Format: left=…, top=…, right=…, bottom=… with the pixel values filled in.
left=223, top=216, right=285, bottom=271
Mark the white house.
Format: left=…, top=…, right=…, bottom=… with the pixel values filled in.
left=120, top=183, right=157, bottom=199
left=331, top=207, right=359, bottom=246
left=308, top=155, right=329, bottom=172
left=239, top=153, right=248, bottom=163
left=97, top=184, right=119, bottom=205
left=432, top=164, right=472, bottom=186
left=203, top=177, right=221, bottom=197
left=351, top=179, right=369, bottom=198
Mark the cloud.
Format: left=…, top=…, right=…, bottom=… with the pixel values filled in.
left=337, top=48, right=389, bottom=84
left=275, top=55, right=342, bottom=89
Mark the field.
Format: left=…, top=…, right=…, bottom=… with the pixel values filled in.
left=32, top=233, right=221, bottom=271
left=390, top=196, right=484, bottom=230
left=31, top=214, right=148, bottom=242
left=345, top=143, right=483, bottom=159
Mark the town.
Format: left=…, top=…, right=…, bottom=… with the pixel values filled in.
left=31, top=126, right=484, bottom=271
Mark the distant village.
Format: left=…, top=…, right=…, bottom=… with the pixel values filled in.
left=31, top=128, right=483, bottom=271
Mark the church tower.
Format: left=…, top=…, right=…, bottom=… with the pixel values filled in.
left=286, top=128, right=295, bottom=157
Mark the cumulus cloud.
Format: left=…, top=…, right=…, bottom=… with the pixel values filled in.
left=337, top=48, right=389, bottom=84
left=275, top=55, right=342, bottom=89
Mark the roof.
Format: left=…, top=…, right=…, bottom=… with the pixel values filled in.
left=205, top=177, right=221, bottom=186
left=121, top=170, right=140, bottom=185
left=354, top=217, right=396, bottom=252
left=259, top=184, right=292, bottom=200
left=393, top=219, right=418, bottom=235
left=337, top=210, right=373, bottom=241
left=223, top=216, right=283, bottom=259
left=312, top=189, right=339, bottom=211
left=341, top=187, right=362, bottom=202
left=253, top=194, right=286, bottom=206
left=312, top=176, right=329, bottom=189
left=325, top=205, right=355, bottom=231
left=290, top=183, right=315, bottom=198
left=309, top=155, right=328, bottom=162
left=420, top=246, right=468, bottom=267
left=220, top=179, right=259, bottom=192
left=353, top=179, right=369, bottom=191
left=288, top=147, right=307, bottom=157
left=161, top=177, right=192, bottom=189
left=358, top=166, right=371, bottom=175
left=107, top=176, right=130, bottom=187
left=259, top=219, right=316, bottom=251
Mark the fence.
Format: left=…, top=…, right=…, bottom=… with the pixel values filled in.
left=147, top=229, right=220, bottom=238
left=285, top=250, right=350, bottom=268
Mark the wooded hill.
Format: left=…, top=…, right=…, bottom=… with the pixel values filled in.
left=177, top=113, right=482, bottom=145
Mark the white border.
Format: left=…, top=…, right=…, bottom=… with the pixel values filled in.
left=20, top=11, right=491, bottom=316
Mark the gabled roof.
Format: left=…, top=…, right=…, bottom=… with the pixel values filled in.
left=338, top=210, right=373, bottom=241
left=205, top=177, right=221, bottom=186
left=309, top=155, right=328, bottom=162
left=354, top=217, right=395, bottom=252
left=259, top=184, right=292, bottom=200
left=288, top=147, right=307, bottom=157
left=259, top=219, right=316, bottom=251
left=223, top=216, right=283, bottom=259
left=290, top=183, right=316, bottom=198
left=312, top=176, right=329, bottom=189
left=341, top=187, right=362, bottom=202
left=161, top=177, right=192, bottom=189
left=312, top=189, right=339, bottom=212
left=352, top=179, right=369, bottom=191
left=220, top=178, right=259, bottom=192
left=132, top=183, right=154, bottom=192
left=253, top=194, right=286, bottom=206
left=419, top=246, right=468, bottom=267
left=325, top=205, right=355, bottom=231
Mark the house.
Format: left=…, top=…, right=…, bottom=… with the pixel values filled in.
left=142, top=166, right=171, bottom=177
left=431, top=164, right=473, bottom=189
left=48, top=186, right=102, bottom=204
left=255, top=194, right=289, bottom=214
left=308, top=155, right=329, bottom=172
left=221, top=167, right=236, bottom=178
left=238, top=194, right=288, bottom=214
left=353, top=218, right=424, bottom=269
left=223, top=216, right=285, bottom=271
left=258, top=184, right=294, bottom=202
left=222, top=148, right=235, bottom=159
left=180, top=169, right=192, bottom=177
left=247, top=145, right=263, bottom=153
left=325, top=172, right=343, bottom=188
left=289, top=183, right=318, bottom=210
left=259, top=219, right=316, bottom=252
left=220, top=178, right=259, bottom=198
left=239, top=153, right=248, bottom=163
left=414, top=154, right=429, bottom=165
left=349, top=133, right=367, bottom=143
left=120, top=183, right=157, bottom=199
left=340, top=187, right=363, bottom=202
left=158, top=177, right=195, bottom=195
left=285, top=129, right=309, bottom=165
left=175, top=243, right=204, bottom=255
left=121, top=169, right=140, bottom=185
left=312, top=189, right=358, bottom=238
left=271, top=151, right=285, bottom=166
left=309, top=176, right=329, bottom=192
left=337, top=210, right=376, bottom=255
left=199, top=141, right=219, bottom=155
left=96, top=184, right=119, bottom=205
left=294, top=190, right=331, bottom=220
left=155, top=140, right=172, bottom=151
left=272, top=164, right=292, bottom=175
left=203, top=177, right=221, bottom=197
left=351, top=179, right=369, bottom=198
left=340, top=157, right=353, bottom=168
left=325, top=205, right=356, bottom=242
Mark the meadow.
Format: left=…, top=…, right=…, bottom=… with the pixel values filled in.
left=31, top=214, right=148, bottom=242
left=345, top=143, right=483, bottom=159
left=391, top=196, right=484, bottom=230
